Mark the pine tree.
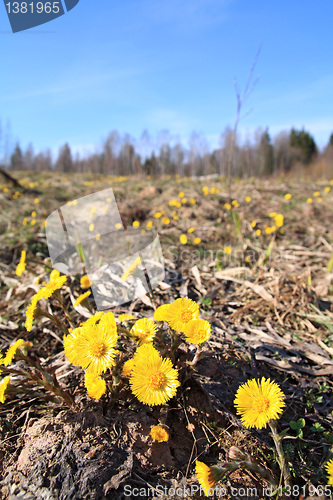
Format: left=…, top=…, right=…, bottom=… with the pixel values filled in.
left=289, top=128, right=317, bottom=164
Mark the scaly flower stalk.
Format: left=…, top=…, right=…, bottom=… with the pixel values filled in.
left=269, top=419, right=292, bottom=488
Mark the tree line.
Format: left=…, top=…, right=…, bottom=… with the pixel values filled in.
left=5, top=127, right=333, bottom=177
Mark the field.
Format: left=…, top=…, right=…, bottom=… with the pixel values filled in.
left=0, top=171, right=333, bottom=499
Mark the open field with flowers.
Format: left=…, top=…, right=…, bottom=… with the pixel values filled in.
left=0, top=171, right=333, bottom=499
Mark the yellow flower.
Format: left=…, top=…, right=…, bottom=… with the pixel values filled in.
left=64, top=316, right=118, bottom=374
left=133, top=220, right=140, bottom=228
left=181, top=197, right=187, bottom=204
left=178, top=191, right=185, bottom=198
left=150, top=425, right=169, bottom=442
left=84, top=371, right=106, bottom=399
left=268, top=212, right=276, bottom=218
left=317, top=197, right=322, bottom=203
left=313, top=191, right=320, bottom=197
left=202, top=186, right=209, bottom=195
left=173, top=215, right=179, bottom=221
left=251, top=220, right=256, bottom=228
left=224, top=246, right=232, bottom=254
left=121, top=256, right=142, bottom=281
left=271, top=226, right=276, bottom=233
left=284, top=193, right=292, bottom=200
left=169, top=199, right=178, bottom=207
left=50, top=269, right=60, bottom=281
left=118, top=313, right=135, bottom=322
left=16, top=250, right=26, bottom=277
left=210, top=187, right=216, bottom=194
left=25, top=296, right=39, bottom=332
left=122, top=358, right=135, bottom=377
left=30, top=219, right=36, bottom=226
left=82, top=311, right=104, bottom=327
left=245, top=196, right=251, bottom=202
left=31, top=211, right=36, bottom=217
left=224, top=202, right=231, bottom=210
left=232, top=200, right=239, bottom=207
left=265, top=227, right=272, bottom=235
left=146, top=220, right=153, bottom=229
left=0, top=376, right=11, bottom=404
left=234, top=377, right=285, bottom=429
left=183, top=319, right=211, bottom=344
left=166, top=298, right=200, bottom=332
left=34, top=198, right=40, bottom=204
left=324, top=458, right=333, bottom=486
left=3, top=339, right=25, bottom=366
left=80, top=275, right=91, bottom=289
left=162, top=217, right=170, bottom=225
left=73, top=291, right=91, bottom=307
left=195, top=461, right=223, bottom=497
left=190, top=198, right=196, bottom=205
left=89, top=223, right=94, bottom=232
left=153, top=211, right=163, bottom=219
left=180, top=234, right=187, bottom=245
left=256, top=229, right=261, bottom=236
left=194, top=237, right=201, bottom=245
left=154, top=304, right=171, bottom=322
left=187, top=227, right=195, bottom=233
left=130, top=345, right=180, bottom=406
left=130, top=318, right=157, bottom=346
left=25, top=275, right=67, bottom=331
left=307, top=198, right=313, bottom=203
left=115, top=222, right=122, bottom=229
left=22, top=217, right=28, bottom=226
left=274, top=214, right=284, bottom=228
left=324, top=186, right=331, bottom=193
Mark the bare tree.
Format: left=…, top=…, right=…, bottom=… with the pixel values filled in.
left=226, top=46, right=261, bottom=196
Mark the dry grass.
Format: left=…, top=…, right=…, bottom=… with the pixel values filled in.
left=0, top=171, right=332, bottom=499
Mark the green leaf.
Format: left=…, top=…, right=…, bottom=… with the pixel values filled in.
left=310, top=422, right=324, bottom=432
left=289, top=418, right=305, bottom=430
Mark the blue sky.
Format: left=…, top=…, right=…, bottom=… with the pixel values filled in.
left=1, top=0, right=333, bottom=159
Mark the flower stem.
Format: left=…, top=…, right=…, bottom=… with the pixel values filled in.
left=269, top=420, right=292, bottom=488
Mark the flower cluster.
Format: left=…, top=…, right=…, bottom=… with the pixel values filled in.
left=25, top=270, right=67, bottom=331
left=154, top=298, right=211, bottom=344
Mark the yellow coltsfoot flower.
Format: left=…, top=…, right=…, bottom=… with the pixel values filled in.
left=122, top=358, right=135, bottom=377
left=80, top=275, right=91, bottom=289
left=130, top=344, right=180, bottom=406
left=15, top=250, right=26, bottom=277
left=324, top=458, right=333, bottom=486
left=150, top=425, right=169, bottom=442
left=121, top=256, right=143, bottom=281
left=166, top=298, right=200, bottom=333
left=154, top=304, right=171, bottom=322
left=234, top=377, right=285, bottom=429
left=183, top=319, right=211, bottom=344
left=118, top=313, right=135, bottom=322
left=195, top=461, right=224, bottom=497
left=73, top=290, right=91, bottom=307
left=3, top=339, right=26, bottom=366
left=0, top=376, right=11, bottom=403
left=130, top=318, right=157, bottom=346
left=64, top=312, right=118, bottom=374
left=84, top=371, right=106, bottom=399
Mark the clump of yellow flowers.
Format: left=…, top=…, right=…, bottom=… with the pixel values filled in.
left=16, top=272, right=212, bottom=409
